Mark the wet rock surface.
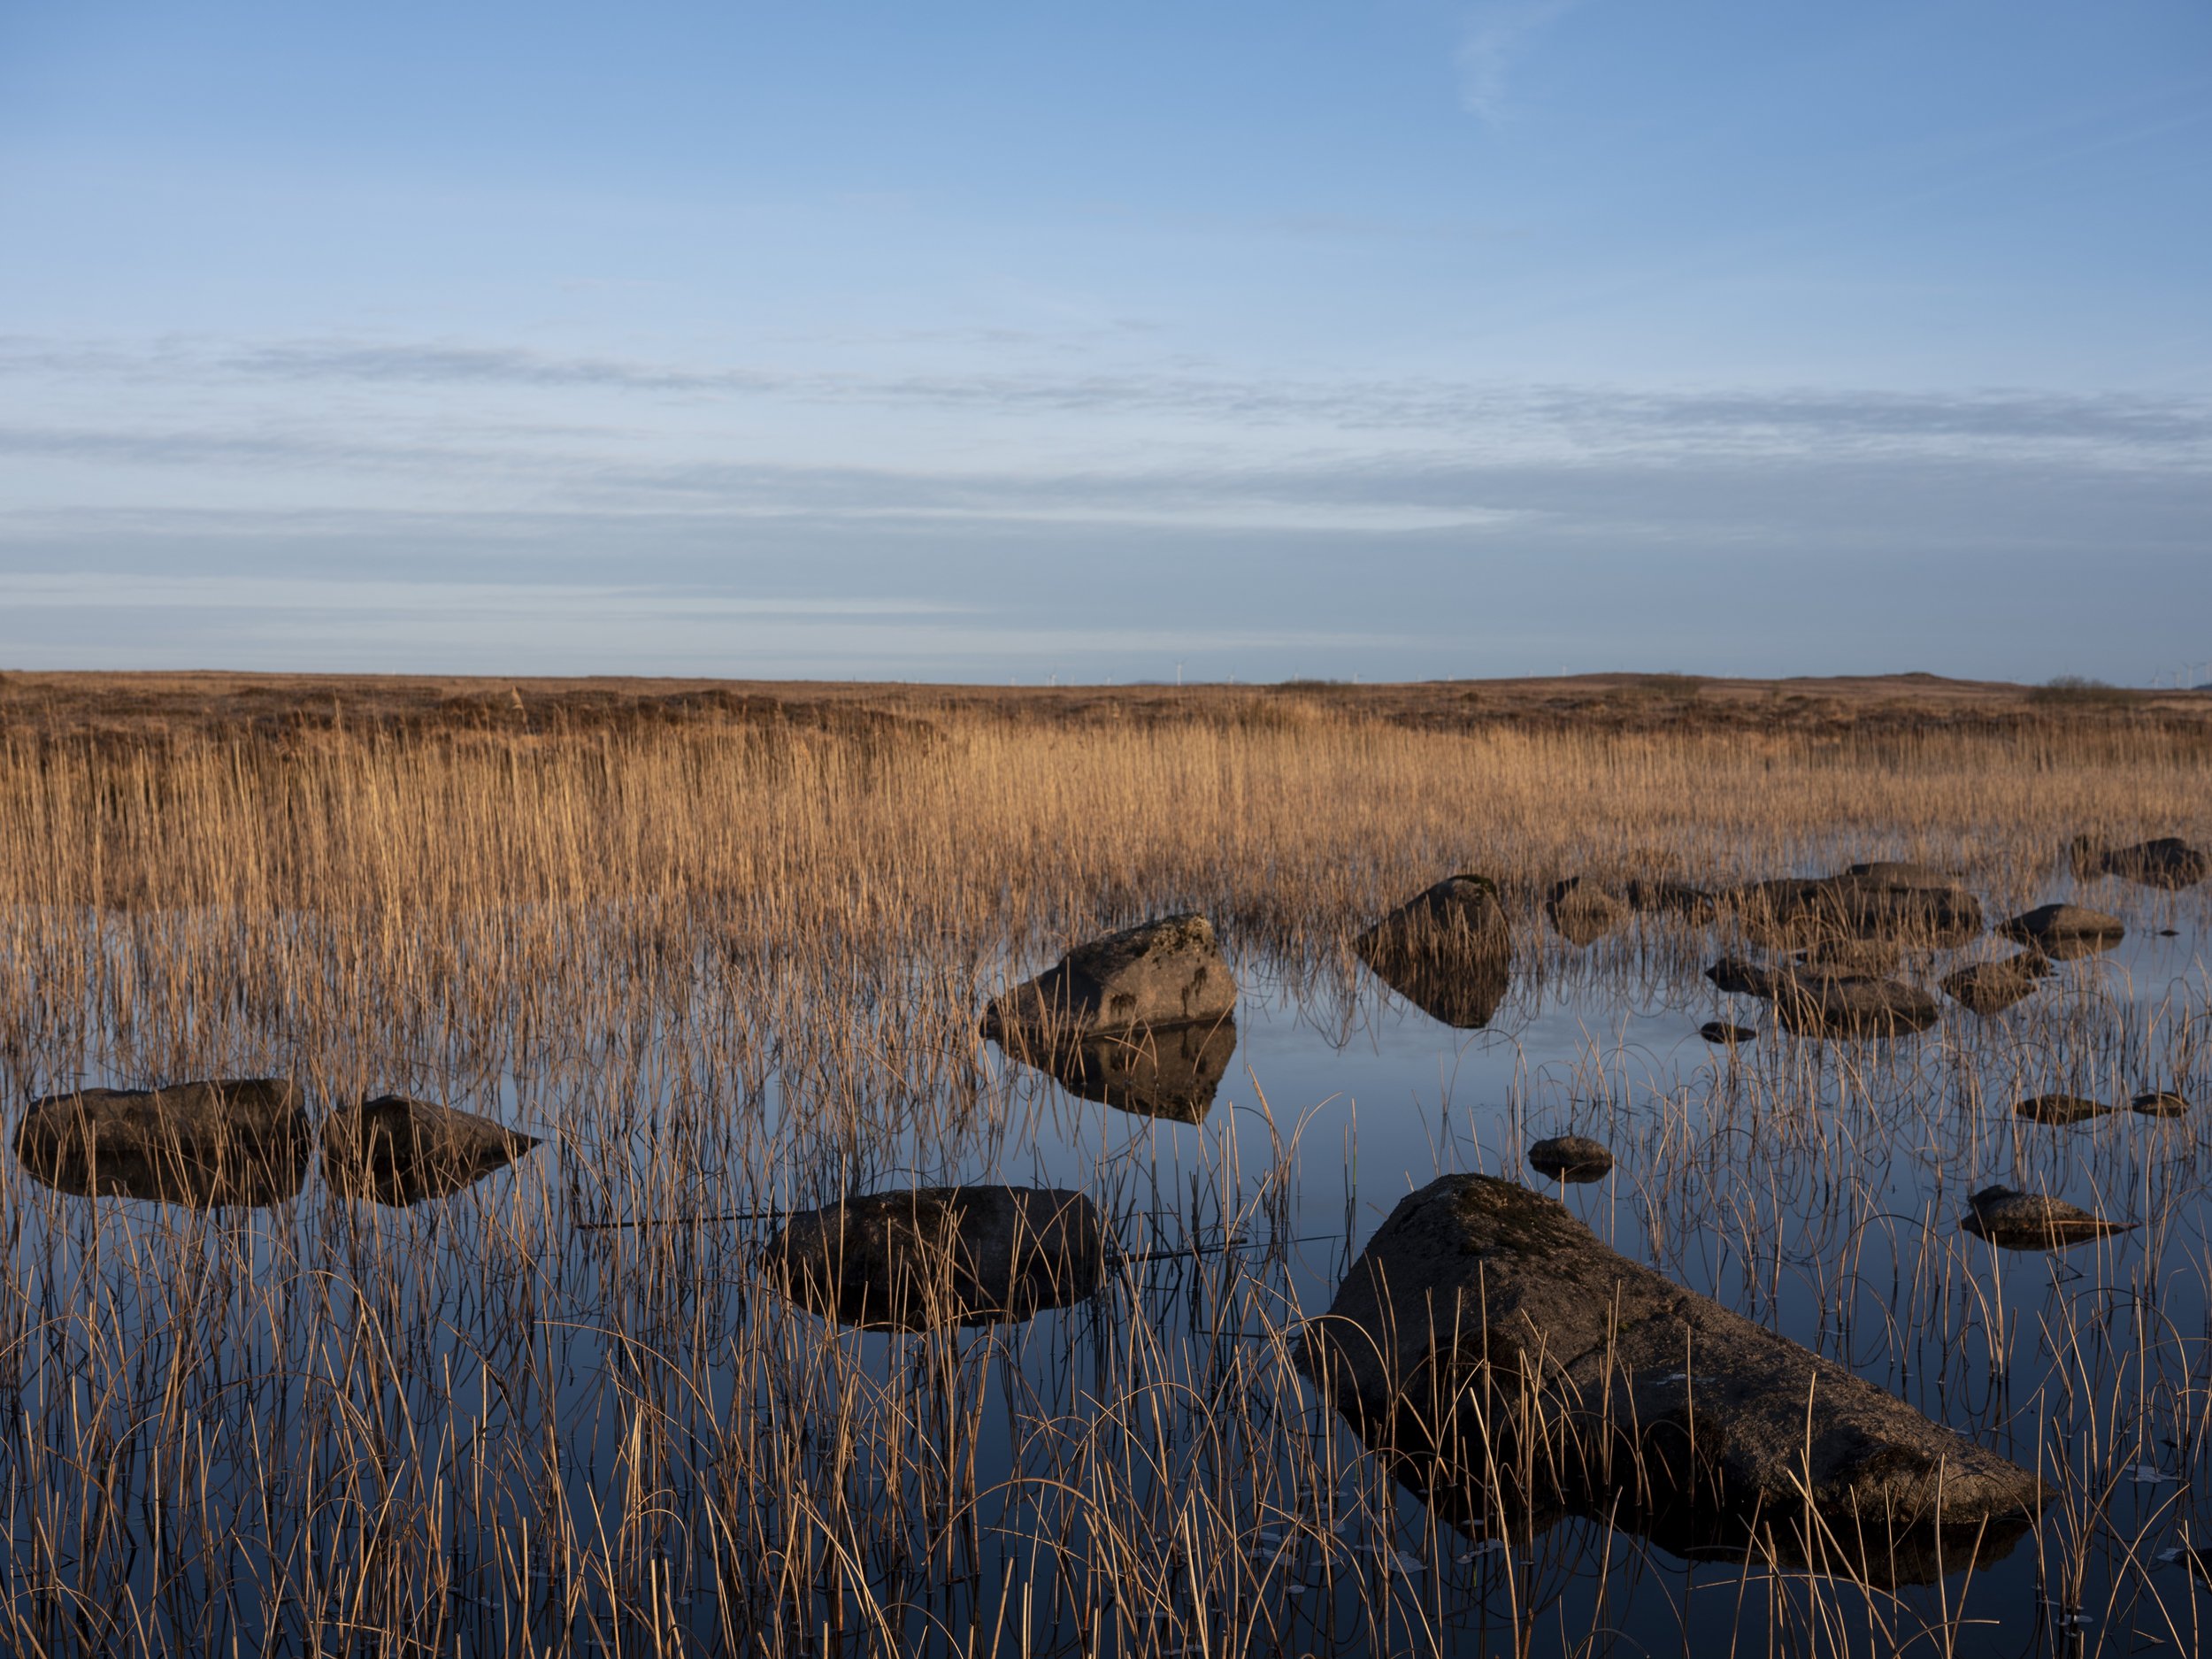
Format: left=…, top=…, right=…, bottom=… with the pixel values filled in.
left=2070, top=836, right=2208, bottom=891
left=1300, top=1175, right=2041, bottom=1542
left=1961, top=1187, right=2136, bottom=1249
left=1941, top=955, right=2047, bottom=1016
left=1698, top=1021, right=1757, bottom=1045
left=982, top=914, right=1237, bottom=1041
left=995, top=1017, right=1237, bottom=1124
left=1545, top=877, right=1626, bottom=948
left=322, top=1094, right=541, bottom=1204
left=1726, top=866, right=1983, bottom=950
left=1526, top=1134, right=1613, bottom=1182
left=14, top=1078, right=310, bottom=1208
left=2014, top=1093, right=2113, bottom=1126
left=1357, top=875, right=1512, bottom=1029
left=1998, top=903, right=2125, bottom=960
left=764, top=1185, right=1106, bottom=1332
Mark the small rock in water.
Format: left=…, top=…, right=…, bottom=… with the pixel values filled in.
left=1996, top=903, right=2125, bottom=960
left=1961, top=1186, right=2136, bottom=1249
left=1939, top=956, right=2046, bottom=1017
left=1527, top=1134, right=1614, bottom=1183
left=2070, top=835, right=2208, bottom=891
left=1706, top=958, right=1938, bottom=1038
left=1356, top=875, right=1512, bottom=1030
left=322, top=1094, right=541, bottom=1205
left=2131, top=1091, right=2190, bottom=1118
left=2013, top=1093, right=2113, bottom=1126
left=981, top=914, right=1237, bottom=1041
left=1624, top=878, right=1714, bottom=919
left=1545, top=876, right=1626, bottom=948
left=14, top=1078, right=311, bottom=1209
left=1699, top=1021, right=1757, bottom=1045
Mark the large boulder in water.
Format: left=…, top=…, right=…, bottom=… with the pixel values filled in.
left=1726, top=866, right=1982, bottom=949
left=1356, top=875, right=1511, bottom=1028
left=321, top=1094, right=540, bottom=1204
left=1703, top=959, right=1939, bottom=1038
left=2069, top=836, right=2208, bottom=891
left=1297, top=1175, right=2040, bottom=1548
left=14, top=1078, right=310, bottom=1208
left=764, top=1185, right=1105, bottom=1332
left=981, top=915, right=1236, bottom=1041
left=1997, top=903, right=2125, bottom=960
left=995, top=1016, right=1236, bottom=1125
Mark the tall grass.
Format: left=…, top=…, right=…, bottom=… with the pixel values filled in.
left=0, top=699, right=2206, bottom=1655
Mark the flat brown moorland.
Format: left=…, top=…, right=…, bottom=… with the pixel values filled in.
left=4, top=666, right=2208, bottom=742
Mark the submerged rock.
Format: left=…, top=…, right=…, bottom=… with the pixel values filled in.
left=1299, top=1175, right=2041, bottom=1547
left=995, top=1016, right=1236, bottom=1125
left=1997, top=903, right=2125, bottom=960
left=981, top=915, right=1237, bottom=1041
left=2013, top=1093, right=2112, bottom=1126
left=13, top=1078, right=310, bottom=1209
left=1704, top=959, right=1939, bottom=1038
left=764, top=1185, right=1105, bottom=1332
left=1961, top=1186, right=2135, bottom=1249
left=321, top=1094, right=540, bottom=1204
left=1698, top=1021, right=1757, bottom=1045
left=1624, top=878, right=1716, bottom=920
left=1527, top=1134, right=1613, bottom=1183
left=1545, top=877, right=1626, bottom=948
left=1940, top=956, right=2047, bottom=1016
left=1356, top=875, right=1511, bottom=1029
left=2070, top=836, right=2208, bottom=891
left=2131, top=1091, right=2191, bottom=1118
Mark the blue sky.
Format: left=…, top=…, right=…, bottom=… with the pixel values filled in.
left=4, top=2, right=2208, bottom=682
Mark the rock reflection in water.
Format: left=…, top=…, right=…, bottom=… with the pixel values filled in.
left=764, top=1185, right=1105, bottom=1333
left=1356, top=875, right=1513, bottom=1030
left=321, top=1094, right=541, bottom=1205
left=993, top=1017, right=1237, bottom=1124
left=13, top=1078, right=311, bottom=1210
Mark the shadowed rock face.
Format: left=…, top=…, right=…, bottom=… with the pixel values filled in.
left=994, top=1017, right=1236, bottom=1125
left=1727, top=867, right=1983, bottom=951
left=1298, top=1176, right=2041, bottom=1547
left=1357, top=875, right=1512, bottom=1029
left=1545, top=877, right=1626, bottom=948
left=1962, top=1187, right=2135, bottom=1249
left=1998, top=903, right=2125, bottom=960
left=2070, top=836, right=2208, bottom=891
left=321, top=1095, right=540, bottom=1205
left=14, top=1079, right=310, bottom=1209
left=1941, top=956, right=2047, bottom=1016
left=981, top=915, right=1236, bottom=1041
left=764, top=1186, right=1105, bottom=1333
left=1527, top=1134, right=1613, bottom=1183
left=1703, top=960, right=1939, bottom=1039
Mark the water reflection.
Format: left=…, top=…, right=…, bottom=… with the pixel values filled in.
left=13, top=1078, right=311, bottom=1209
left=991, top=1017, right=1237, bottom=1123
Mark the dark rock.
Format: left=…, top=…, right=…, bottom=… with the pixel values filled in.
left=764, top=1185, right=1105, bottom=1332
left=1727, top=867, right=1983, bottom=950
left=1698, top=1021, right=1757, bottom=1045
left=994, top=1016, right=1236, bottom=1124
left=1624, top=878, right=1715, bottom=920
left=321, top=1094, right=540, bottom=1204
left=1705, top=959, right=1938, bottom=1038
left=2014, top=1093, right=2112, bottom=1125
left=1997, top=903, right=2125, bottom=960
left=13, top=1078, right=310, bottom=1209
left=982, top=914, right=1236, bottom=1041
left=1299, top=1175, right=2041, bottom=1546
left=1961, top=1186, right=2135, bottom=1249
left=1545, top=877, right=1626, bottom=948
left=1527, top=1133, right=1613, bottom=1182
left=1357, top=875, right=1511, bottom=1029
left=1940, top=956, right=2047, bottom=1016
left=2131, top=1091, right=2190, bottom=1118
left=2070, top=835, right=2208, bottom=891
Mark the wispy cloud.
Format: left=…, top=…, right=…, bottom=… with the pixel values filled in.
left=1456, top=0, right=1580, bottom=124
